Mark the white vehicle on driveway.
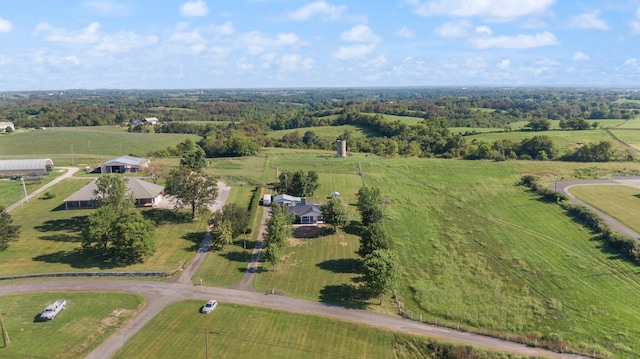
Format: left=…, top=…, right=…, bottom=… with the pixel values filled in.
left=201, top=299, right=218, bottom=314
left=40, top=299, right=66, bottom=321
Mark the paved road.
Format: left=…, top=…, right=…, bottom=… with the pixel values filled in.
left=554, top=179, right=640, bottom=239
left=6, top=166, right=79, bottom=212
left=0, top=280, right=587, bottom=359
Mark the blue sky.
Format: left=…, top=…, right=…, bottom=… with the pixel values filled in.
left=1, top=0, right=640, bottom=90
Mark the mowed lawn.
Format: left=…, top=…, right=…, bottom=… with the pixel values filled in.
left=0, top=292, right=144, bottom=359
left=568, top=184, right=640, bottom=234
left=0, top=168, right=65, bottom=208
left=247, top=151, right=640, bottom=357
left=1, top=178, right=209, bottom=275
left=0, top=126, right=200, bottom=165
left=114, top=300, right=526, bottom=359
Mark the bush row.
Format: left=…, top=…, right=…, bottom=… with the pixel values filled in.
left=520, top=175, right=640, bottom=264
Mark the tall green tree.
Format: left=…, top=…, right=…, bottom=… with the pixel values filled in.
left=82, top=177, right=155, bottom=263
left=278, top=170, right=319, bottom=197
left=210, top=203, right=250, bottom=238
left=0, top=206, right=20, bottom=250
left=263, top=204, right=293, bottom=270
left=165, top=166, right=218, bottom=220
left=211, top=218, right=234, bottom=250
left=362, top=249, right=400, bottom=305
left=180, top=147, right=207, bottom=171
left=320, top=197, right=348, bottom=232
left=356, top=186, right=384, bottom=226
left=358, top=222, right=392, bottom=258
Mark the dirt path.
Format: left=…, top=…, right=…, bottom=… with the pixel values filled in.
left=6, top=166, right=79, bottom=212
left=0, top=280, right=587, bottom=359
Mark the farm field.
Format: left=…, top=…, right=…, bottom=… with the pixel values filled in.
left=0, top=292, right=144, bottom=359
left=567, top=184, right=640, bottom=234
left=113, top=300, right=530, bottom=359
left=267, top=124, right=369, bottom=141
left=0, top=178, right=209, bottom=276
left=364, top=113, right=425, bottom=124
left=467, top=129, right=620, bottom=155
left=608, top=129, right=640, bottom=151
left=248, top=150, right=640, bottom=357
left=0, top=126, right=200, bottom=165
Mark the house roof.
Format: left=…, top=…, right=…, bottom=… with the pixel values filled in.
left=101, top=155, right=149, bottom=167
left=64, top=177, right=164, bottom=202
left=0, top=158, right=53, bottom=172
left=144, top=117, right=159, bottom=123
left=0, top=121, right=14, bottom=127
left=288, top=204, right=321, bottom=217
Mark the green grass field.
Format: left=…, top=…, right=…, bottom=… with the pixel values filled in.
left=608, top=129, right=640, bottom=152
left=364, top=113, right=425, bottom=125
left=0, top=292, right=144, bottom=359
left=0, top=169, right=65, bottom=208
left=0, top=126, right=200, bottom=165
left=0, top=178, right=209, bottom=275
left=568, top=184, right=640, bottom=234
left=113, top=300, right=532, bottom=359
left=267, top=125, right=369, bottom=141
left=239, top=151, right=640, bottom=357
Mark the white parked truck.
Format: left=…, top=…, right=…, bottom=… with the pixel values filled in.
left=40, top=299, right=66, bottom=321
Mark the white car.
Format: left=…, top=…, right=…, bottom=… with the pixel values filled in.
left=40, top=299, right=66, bottom=321
left=201, top=300, right=218, bottom=314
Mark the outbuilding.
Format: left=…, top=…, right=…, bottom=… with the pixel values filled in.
left=0, top=158, right=54, bottom=175
left=0, top=121, right=14, bottom=132
left=99, top=155, right=150, bottom=174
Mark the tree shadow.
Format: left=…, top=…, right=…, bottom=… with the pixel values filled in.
left=32, top=248, right=123, bottom=270
left=239, top=266, right=267, bottom=274
left=34, top=216, right=88, bottom=233
left=38, top=233, right=82, bottom=242
left=51, top=203, right=70, bottom=211
left=317, top=258, right=362, bottom=274
left=182, top=231, right=207, bottom=251
left=318, top=284, right=368, bottom=309
left=219, top=250, right=251, bottom=263
left=343, top=221, right=362, bottom=236
left=143, top=208, right=192, bottom=225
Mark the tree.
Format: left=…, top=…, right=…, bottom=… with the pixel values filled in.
left=279, top=170, right=320, bottom=197
left=358, top=222, right=392, bottom=257
left=362, top=249, right=400, bottom=305
left=210, top=203, right=250, bottom=238
left=0, top=206, right=20, bottom=250
left=180, top=147, right=207, bottom=171
left=356, top=187, right=384, bottom=226
left=263, top=241, right=281, bottom=270
left=82, top=177, right=155, bottom=263
left=320, top=197, right=348, bottom=232
left=263, top=204, right=293, bottom=270
left=526, top=119, right=551, bottom=131
left=144, top=160, right=170, bottom=184
left=165, top=166, right=218, bottom=220
left=211, top=218, right=233, bottom=250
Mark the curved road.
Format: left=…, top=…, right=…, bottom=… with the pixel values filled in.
left=554, top=179, right=640, bottom=239
left=0, top=173, right=589, bottom=358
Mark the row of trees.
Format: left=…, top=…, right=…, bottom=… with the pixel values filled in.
left=276, top=170, right=320, bottom=197
left=263, top=204, right=294, bottom=269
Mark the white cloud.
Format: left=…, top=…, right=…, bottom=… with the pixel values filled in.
left=475, top=25, right=492, bottom=35
left=363, top=55, right=387, bottom=68
left=412, top=0, right=555, bottom=21
left=572, top=51, right=589, bottom=62
left=180, top=0, right=208, bottom=17
left=631, top=21, right=640, bottom=35
left=211, top=21, right=235, bottom=36
left=33, top=22, right=101, bottom=44
left=569, top=10, right=609, bottom=31
left=0, top=17, right=12, bottom=33
left=339, top=25, right=381, bottom=43
left=279, top=54, right=314, bottom=71
left=496, top=59, right=511, bottom=69
left=469, top=31, right=558, bottom=49
left=624, top=58, right=637, bottom=67
left=239, top=31, right=303, bottom=55
left=332, top=44, right=376, bottom=59
left=285, top=1, right=346, bottom=21
left=93, top=32, right=158, bottom=54
left=434, top=20, right=471, bottom=39
left=395, top=27, right=415, bottom=39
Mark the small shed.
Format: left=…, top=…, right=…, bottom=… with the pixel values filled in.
left=0, top=158, right=54, bottom=175
left=331, top=191, right=340, bottom=198
left=0, top=121, right=15, bottom=132
left=144, top=117, right=159, bottom=125
left=263, top=194, right=271, bottom=206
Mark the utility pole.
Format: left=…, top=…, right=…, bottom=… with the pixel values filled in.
left=204, top=326, right=209, bottom=359
left=21, top=177, right=28, bottom=203
left=0, top=312, right=9, bottom=348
